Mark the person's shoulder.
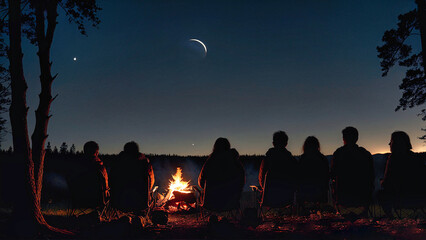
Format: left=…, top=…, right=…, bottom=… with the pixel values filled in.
left=333, top=146, right=345, bottom=156
left=312, top=151, right=327, bottom=159
left=409, top=150, right=419, bottom=158
left=409, top=151, right=423, bottom=163
left=284, top=148, right=293, bottom=156
left=137, top=152, right=147, bottom=159
left=320, top=153, right=329, bottom=164
left=136, top=153, right=151, bottom=165
left=284, top=149, right=296, bottom=161
left=317, top=151, right=326, bottom=157
left=94, top=156, right=104, bottom=165
left=357, top=146, right=372, bottom=156
left=230, top=148, right=239, bottom=158
left=335, top=145, right=345, bottom=152
left=266, top=147, right=282, bottom=160
left=265, top=147, right=275, bottom=156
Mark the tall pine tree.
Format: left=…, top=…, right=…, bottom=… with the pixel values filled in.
left=378, top=0, right=426, bottom=140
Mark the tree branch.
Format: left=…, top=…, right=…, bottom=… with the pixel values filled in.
left=382, top=25, right=416, bottom=75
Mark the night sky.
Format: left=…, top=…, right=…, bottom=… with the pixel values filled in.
left=2, top=0, right=425, bottom=155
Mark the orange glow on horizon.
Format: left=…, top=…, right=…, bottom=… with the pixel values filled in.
left=370, top=145, right=426, bottom=155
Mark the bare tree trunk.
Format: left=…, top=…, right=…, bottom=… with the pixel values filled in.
left=31, top=0, right=58, bottom=205
left=8, top=0, right=46, bottom=236
left=8, top=0, right=71, bottom=237
left=417, top=0, right=426, bottom=72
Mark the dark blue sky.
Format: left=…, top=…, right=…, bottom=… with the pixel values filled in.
left=3, top=0, right=425, bottom=155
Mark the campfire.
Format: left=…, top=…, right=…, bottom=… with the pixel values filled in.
left=157, top=167, right=199, bottom=212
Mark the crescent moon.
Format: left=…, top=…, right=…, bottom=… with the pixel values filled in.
left=189, top=38, right=207, bottom=55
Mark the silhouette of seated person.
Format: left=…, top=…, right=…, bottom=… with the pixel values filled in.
left=68, top=141, right=109, bottom=211
left=379, top=131, right=426, bottom=216
left=109, top=141, right=155, bottom=214
left=259, top=131, right=298, bottom=208
left=298, top=136, right=330, bottom=204
left=331, top=127, right=374, bottom=212
left=198, top=138, right=245, bottom=212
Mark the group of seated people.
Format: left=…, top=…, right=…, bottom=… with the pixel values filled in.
left=76, top=126, right=425, bottom=219
left=75, top=141, right=154, bottom=215
left=259, top=127, right=425, bottom=217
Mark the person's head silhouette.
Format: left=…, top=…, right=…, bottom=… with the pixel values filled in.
left=212, top=137, right=231, bottom=153
left=389, top=131, right=412, bottom=153
left=303, top=136, right=320, bottom=153
left=273, top=131, right=288, bottom=148
left=123, top=141, right=140, bottom=155
left=342, top=126, right=358, bottom=145
left=84, top=141, right=99, bottom=157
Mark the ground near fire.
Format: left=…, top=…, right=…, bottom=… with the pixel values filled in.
left=0, top=151, right=425, bottom=239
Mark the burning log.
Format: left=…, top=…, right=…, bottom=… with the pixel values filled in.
left=165, top=190, right=197, bottom=210
left=171, top=190, right=197, bottom=204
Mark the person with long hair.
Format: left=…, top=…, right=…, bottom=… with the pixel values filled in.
left=198, top=137, right=245, bottom=212
left=380, top=131, right=426, bottom=217
left=298, top=136, right=329, bottom=204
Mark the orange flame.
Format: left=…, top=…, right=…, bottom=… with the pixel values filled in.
left=167, top=167, right=191, bottom=200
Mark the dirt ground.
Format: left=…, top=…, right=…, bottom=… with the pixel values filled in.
left=144, top=213, right=425, bottom=240
left=1, top=207, right=426, bottom=239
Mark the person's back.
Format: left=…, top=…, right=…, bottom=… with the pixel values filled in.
left=198, top=138, right=245, bottom=211
left=261, top=147, right=297, bottom=185
left=109, top=141, right=154, bottom=213
left=383, top=151, right=424, bottom=195
left=259, top=131, right=298, bottom=207
left=379, top=131, right=426, bottom=217
left=69, top=141, right=109, bottom=209
left=298, top=136, right=330, bottom=203
left=382, top=132, right=426, bottom=198
left=331, top=127, right=374, bottom=207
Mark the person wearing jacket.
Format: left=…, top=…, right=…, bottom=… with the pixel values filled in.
left=259, top=131, right=298, bottom=208
left=379, top=131, right=426, bottom=217
left=68, top=141, right=109, bottom=215
left=84, top=141, right=110, bottom=205
left=109, top=141, right=155, bottom=213
left=331, top=127, right=374, bottom=215
left=198, top=137, right=245, bottom=211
